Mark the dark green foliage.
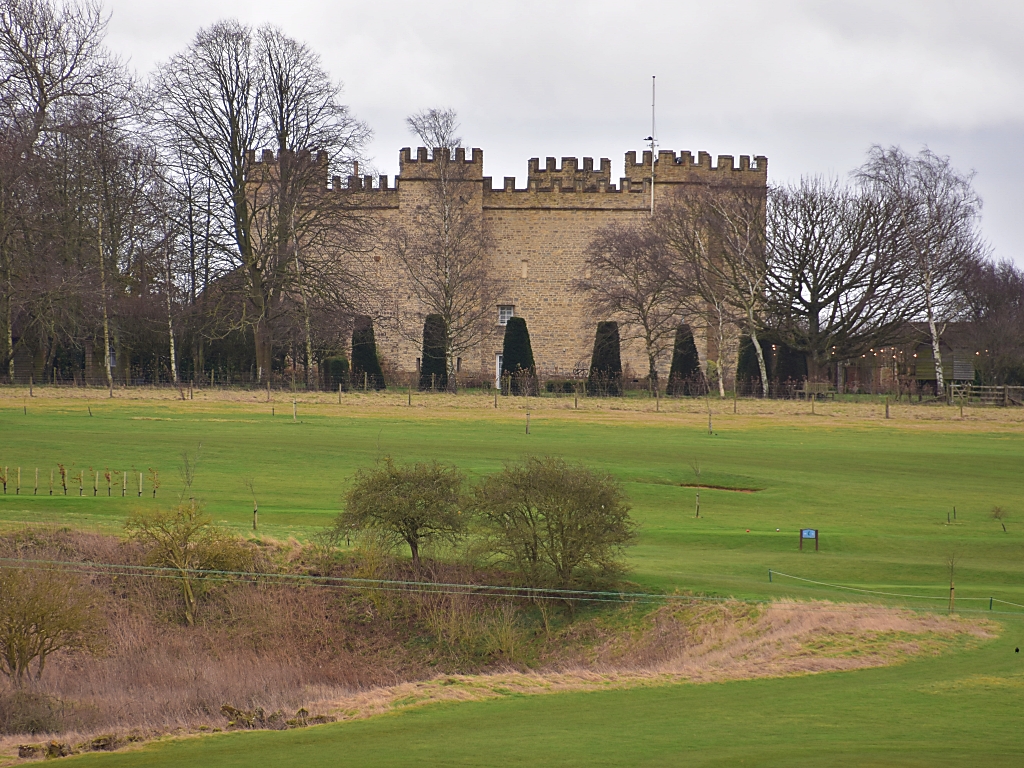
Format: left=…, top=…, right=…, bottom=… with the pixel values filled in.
left=338, top=458, right=466, bottom=567
left=501, top=317, right=538, bottom=395
left=351, top=316, right=385, bottom=390
left=473, top=456, right=635, bottom=590
left=772, top=339, right=808, bottom=382
left=587, top=321, right=622, bottom=396
left=666, top=325, right=708, bottom=396
left=322, top=356, right=350, bottom=391
left=419, top=315, right=448, bottom=391
left=545, top=379, right=578, bottom=394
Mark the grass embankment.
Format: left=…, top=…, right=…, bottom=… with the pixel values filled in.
left=64, top=623, right=1024, bottom=767
left=1, top=388, right=1022, bottom=765
left=1, top=387, right=1021, bottom=607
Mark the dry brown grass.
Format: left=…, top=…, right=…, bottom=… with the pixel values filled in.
left=5, top=384, right=1024, bottom=432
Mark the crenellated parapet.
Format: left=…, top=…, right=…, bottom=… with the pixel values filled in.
left=623, top=149, right=767, bottom=186
left=526, top=156, right=612, bottom=192
left=398, top=147, right=483, bottom=181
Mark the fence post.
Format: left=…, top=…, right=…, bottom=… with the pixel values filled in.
left=769, top=569, right=772, bottom=583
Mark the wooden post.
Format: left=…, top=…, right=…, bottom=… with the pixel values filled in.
left=190, top=378, right=194, bottom=399
left=364, top=371, right=368, bottom=391
left=93, top=470, right=98, bottom=496
left=253, top=502, right=258, bottom=530
left=78, top=471, right=83, bottom=496
left=408, top=384, right=412, bottom=406
left=34, top=468, right=38, bottom=495
left=293, top=399, right=297, bottom=422
left=138, top=472, right=143, bottom=497
left=494, top=388, right=498, bottom=408
left=29, top=375, right=33, bottom=397
left=338, top=383, right=342, bottom=404
left=122, top=471, right=126, bottom=497
left=526, top=412, right=530, bottom=435
left=431, top=372, right=435, bottom=392
left=267, top=379, right=271, bottom=402
left=109, top=378, right=113, bottom=398
left=885, top=397, right=890, bottom=419
left=1004, top=386, right=1009, bottom=407
left=733, top=389, right=737, bottom=414
left=50, top=469, right=53, bottom=496
left=811, top=396, right=815, bottom=415
left=574, top=394, right=578, bottom=409
left=16, top=467, right=20, bottom=495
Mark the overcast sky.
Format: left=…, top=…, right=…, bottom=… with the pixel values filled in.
left=106, top=0, right=1024, bottom=264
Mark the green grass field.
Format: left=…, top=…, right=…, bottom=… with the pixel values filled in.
left=2, top=388, right=1023, bottom=765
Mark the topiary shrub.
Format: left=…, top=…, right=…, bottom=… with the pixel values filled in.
left=501, top=317, right=537, bottom=395
left=587, top=321, right=622, bottom=396
left=666, top=324, right=704, bottom=396
left=322, top=356, right=350, bottom=392
left=351, top=316, right=385, bottom=390
left=419, top=314, right=447, bottom=391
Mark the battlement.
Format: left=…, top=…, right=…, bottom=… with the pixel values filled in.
left=398, top=147, right=484, bottom=181
left=526, top=156, right=612, bottom=192
left=247, top=148, right=330, bottom=168
left=623, top=149, right=767, bottom=184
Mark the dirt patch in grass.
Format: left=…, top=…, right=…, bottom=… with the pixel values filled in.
left=678, top=484, right=761, bottom=493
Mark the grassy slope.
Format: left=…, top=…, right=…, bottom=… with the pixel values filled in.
left=67, top=629, right=1024, bottom=767
left=3, top=391, right=1023, bottom=764
left=1, top=391, right=1021, bottom=605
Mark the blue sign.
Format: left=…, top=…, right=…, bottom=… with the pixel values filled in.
left=801, top=529, right=817, bottom=538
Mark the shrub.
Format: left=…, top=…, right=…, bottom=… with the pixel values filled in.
left=544, top=378, right=577, bottom=394
left=473, top=456, right=635, bottom=591
left=322, top=356, right=350, bottom=391
left=667, top=324, right=703, bottom=396
left=351, top=316, right=385, bottom=390
left=419, top=314, right=448, bottom=391
left=0, top=566, right=102, bottom=684
left=501, top=317, right=538, bottom=395
left=587, top=321, right=622, bottom=396
left=125, top=502, right=259, bottom=626
left=338, top=458, right=466, bottom=568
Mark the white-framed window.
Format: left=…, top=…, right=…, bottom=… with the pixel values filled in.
left=498, top=305, right=514, bottom=325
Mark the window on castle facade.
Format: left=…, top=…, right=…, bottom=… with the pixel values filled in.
left=498, top=305, right=514, bottom=325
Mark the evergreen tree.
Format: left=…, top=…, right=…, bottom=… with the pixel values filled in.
left=587, top=321, right=622, bottom=396
left=667, top=324, right=702, bottom=396
left=501, top=317, right=537, bottom=395
left=351, top=316, right=385, bottom=390
left=323, top=355, right=350, bottom=391
left=419, top=314, right=447, bottom=391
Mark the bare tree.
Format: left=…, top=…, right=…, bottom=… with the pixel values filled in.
left=580, top=223, right=685, bottom=387
left=390, top=109, right=496, bottom=388
left=857, top=146, right=987, bottom=393
left=764, top=178, right=915, bottom=383
left=153, top=20, right=269, bottom=377
left=961, top=257, right=1024, bottom=385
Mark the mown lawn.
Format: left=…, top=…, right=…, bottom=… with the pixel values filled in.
left=66, top=624, right=1024, bottom=767
left=2, top=388, right=1023, bottom=765
left=1, top=388, right=1021, bottom=607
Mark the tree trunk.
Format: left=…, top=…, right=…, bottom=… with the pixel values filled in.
left=408, top=538, right=420, bottom=569
left=98, top=215, right=113, bottom=390
left=165, top=251, right=178, bottom=384
left=749, top=325, right=769, bottom=398
left=255, top=319, right=272, bottom=384
left=926, top=297, right=945, bottom=393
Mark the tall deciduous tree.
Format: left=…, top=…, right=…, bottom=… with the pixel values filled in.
left=391, top=109, right=496, bottom=389
left=764, top=178, right=914, bottom=384
left=580, top=223, right=684, bottom=387
left=857, top=146, right=986, bottom=392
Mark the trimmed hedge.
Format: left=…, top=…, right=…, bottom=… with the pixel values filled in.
left=351, top=316, right=385, bottom=390
left=587, top=321, right=622, bottom=396
left=666, top=324, right=703, bottom=396
left=323, top=356, right=350, bottom=391
left=501, top=317, right=537, bottom=395
left=419, top=314, right=447, bottom=391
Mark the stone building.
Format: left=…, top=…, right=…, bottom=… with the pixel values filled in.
left=255, top=145, right=768, bottom=385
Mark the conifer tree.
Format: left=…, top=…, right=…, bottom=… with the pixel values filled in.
left=419, top=314, right=447, bottom=390
left=351, top=316, right=385, bottom=389
left=587, top=321, right=622, bottom=396
left=667, top=324, right=703, bottom=396
left=501, top=316, right=537, bottom=395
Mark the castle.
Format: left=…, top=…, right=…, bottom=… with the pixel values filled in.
left=254, top=145, right=768, bottom=385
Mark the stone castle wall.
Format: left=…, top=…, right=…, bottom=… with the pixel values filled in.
left=251, top=146, right=768, bottom=383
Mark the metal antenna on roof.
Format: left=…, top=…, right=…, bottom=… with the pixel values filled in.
left=644, top=76, right=657, bottom=216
